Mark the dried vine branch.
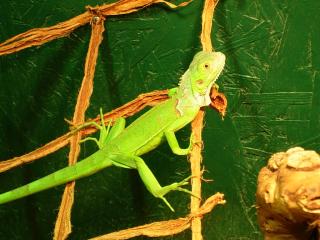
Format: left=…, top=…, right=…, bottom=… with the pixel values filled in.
left=90, top=193, right=225, bottom=240
left=190, top=1, right=221, bottom=240
left=53, top=13, right=106, bottom=240
left=200, top=0, right=220, bottom=52
left=0, top=0, right=189, bottom=56
left=0, top=90, right=169, bottom=173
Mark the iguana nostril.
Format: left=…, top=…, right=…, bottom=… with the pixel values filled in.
left=196, top=79, right=204, bottom=85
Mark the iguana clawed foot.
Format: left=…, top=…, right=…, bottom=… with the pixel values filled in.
left=77, top=108, right=112, bottom=149
left=158, top=175, right=199, bottom=211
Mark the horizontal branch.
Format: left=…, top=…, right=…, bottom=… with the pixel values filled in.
left=89, top=193, right=225, bottom=240
left=0, top=0, right=190, bottom=56
left=0, top=90, right=169, bottom=173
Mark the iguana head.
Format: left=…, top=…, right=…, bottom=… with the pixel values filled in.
left=188, top=51, right=225, bottom=106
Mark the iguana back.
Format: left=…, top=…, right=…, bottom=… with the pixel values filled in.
left=108, top=96, right=198, bottom=156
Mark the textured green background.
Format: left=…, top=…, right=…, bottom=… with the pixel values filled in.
left=0, top=0, right=319, bottom=239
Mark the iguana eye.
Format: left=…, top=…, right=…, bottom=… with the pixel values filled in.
left=203, top=63, right=210, bottom=70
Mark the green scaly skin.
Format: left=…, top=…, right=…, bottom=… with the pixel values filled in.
left=0, top=51, right=225, bottom=211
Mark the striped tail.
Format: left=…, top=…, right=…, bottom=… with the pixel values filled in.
left=0, top=149, right=112, bottom=204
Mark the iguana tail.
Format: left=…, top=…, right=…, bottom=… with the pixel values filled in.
left=0, top=149, right=112, bottom=204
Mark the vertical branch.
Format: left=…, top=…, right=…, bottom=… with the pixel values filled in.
left=200, top=0, right=219, bottom=52
left=53, top=15, right=105, bottom=240
left=190, top=0, right=220, bottom=239
left=190, top=110, right=205, bottom=240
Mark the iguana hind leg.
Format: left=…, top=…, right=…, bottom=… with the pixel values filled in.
left=133, top=156, right=193, bottom=211
left=110, top=154, right=191, bottom=211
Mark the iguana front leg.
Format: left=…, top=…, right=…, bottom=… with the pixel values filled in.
left=79, top=109, right=126, bottom=149
left=71, top=108, right=111, bottom=149
left=164, top=130, right=193, bottom=155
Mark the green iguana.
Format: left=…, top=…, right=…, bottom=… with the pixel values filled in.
left=0, top=51, right=225, bottom=211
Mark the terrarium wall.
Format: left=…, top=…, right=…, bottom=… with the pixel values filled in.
left=0, top=0, right=319, bottom=239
